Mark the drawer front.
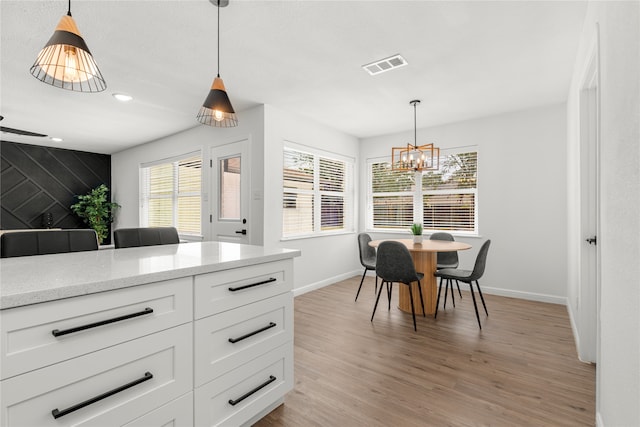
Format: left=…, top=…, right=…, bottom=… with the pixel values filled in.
left=195, top=292, right=293, bottom=387
left=194, top=342, right=293, bottom=427
left=1, top=277, right=192, bottom=379
left=0, top=323, right=192, bottom=427
left=194, top=260, right=293, bottom=319
left=122, top=392, right=193, bottom=427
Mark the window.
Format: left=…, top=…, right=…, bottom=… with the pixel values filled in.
left=140, top=153, right=202, bottom=237
left=369, top=149, right=478, bottom=234
left=283, top=146, right=353, bottom=238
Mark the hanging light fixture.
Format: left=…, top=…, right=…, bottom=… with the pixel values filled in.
left=197, top=0, right=238, bottom=127
left=391, top=100, right=440, bottom=172
left=30, top=0, right=106, bottom=92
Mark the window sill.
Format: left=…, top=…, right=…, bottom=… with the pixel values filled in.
left=281, top=230, right=355, bottom=242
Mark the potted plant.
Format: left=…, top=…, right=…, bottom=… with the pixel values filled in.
left=410, top=223, right=423, bottom=244
left=70, top=184, right=120, bottom=244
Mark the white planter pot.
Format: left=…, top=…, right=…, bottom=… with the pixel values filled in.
left=413, top=235, right=423, bottom=244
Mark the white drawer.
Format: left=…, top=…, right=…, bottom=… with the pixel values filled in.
left=195, top=292, right=293, bottom=387
left=194, top=342, right=293, bottom=427
left=0, top=277, right=192, bottom=379
left=194, top=260, right=293, bottom=319
left=122, top=392, right=193, bottom=427
left=0, top=323, right=193, bottom=427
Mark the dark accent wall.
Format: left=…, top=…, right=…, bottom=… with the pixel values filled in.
left=0, top=140, right=111, bottom=234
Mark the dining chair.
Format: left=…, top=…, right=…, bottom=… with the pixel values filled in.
left=113, top=227, right=179, bottom=249
left=0, top=229, right=99, bottom=258
left=355, top=233, right=378, bottom=301
left=430, top=232, right=462, bottom=309
left=371, top=241, right=425, bottom=331
left=434, top=240, right=491, bottom=329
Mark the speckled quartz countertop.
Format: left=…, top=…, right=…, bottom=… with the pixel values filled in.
left=0, top=241, right=300, bottom=310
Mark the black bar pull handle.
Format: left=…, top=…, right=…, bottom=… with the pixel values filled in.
left=52, top=307, right=154, bottom=337
left=229, top=322, right=277, bottom=344
left=228, top=277, right=277, bottom=292
left=51, top=372, right=153, bottom=419
left=235, top=229, right=247, bottom=235
left=228, top=375, right=277, bottom=406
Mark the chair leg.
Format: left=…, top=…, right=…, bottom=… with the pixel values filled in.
left=387, top=282, right=393, bottom=310
left=449, top=280, right=455, bottom=307
left=475, top=280, right=488, bottom=316
left=435, top=277, right=444, bottom=319
left=355, top=268, right=367, bottom=301
left=375, top=275, right=379, bottom=295
left=408, top=283, right=417, bottom=331
left=443, top=279, right=449, bottom=309
left=417, top=280, right=425, bottom=317
left=371, top=280, right=386, bottom=323
left=468, top=281, right=482, bottom=329
left=456, top=280, right=462, bottom=298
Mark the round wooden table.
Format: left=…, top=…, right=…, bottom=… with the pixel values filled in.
left=369, top=239, right=472, bottom=315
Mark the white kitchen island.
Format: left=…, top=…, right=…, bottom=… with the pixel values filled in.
left=0, top=241, right=300, bottom=427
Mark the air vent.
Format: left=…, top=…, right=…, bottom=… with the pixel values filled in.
left=0, top=126, right=47, bottom=137
left=362, top=54, right=408, bottom=76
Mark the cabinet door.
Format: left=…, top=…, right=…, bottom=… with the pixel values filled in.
left=195, top=292, right=293, bottom=386
left=122, top=392, right=193, bottom=427
left=1, top=277, right=193, bottom=379
left=195, top=342, right=293, bottom=427
left=1, top=324, right=192, bottom=427
left=194, top=260, right=293, bottom=319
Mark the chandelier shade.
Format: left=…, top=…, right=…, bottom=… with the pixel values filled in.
left=198, top=0, right=238, bottom=127
left=391, top=100, right=440, bottom=172
left=30, top=5, right=106, bottom=93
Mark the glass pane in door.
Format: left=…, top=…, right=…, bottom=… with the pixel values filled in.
left=219, top=156, right=241, bottom=220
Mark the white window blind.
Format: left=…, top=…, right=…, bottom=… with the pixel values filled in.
left=283, top=147, right=352, bottom=238
left=140, top=153, right=202, bottom=236
left=368, top=150, right=478, bottom=234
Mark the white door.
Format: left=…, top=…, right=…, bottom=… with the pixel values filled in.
left=578, top=42, right=599, bottom=363
left=211, top=139, right=250, bottom=243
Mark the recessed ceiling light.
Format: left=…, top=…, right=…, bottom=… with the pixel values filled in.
left=112, top=93, right=133, bottom=102
left=50, top=137, right=63, bottom=142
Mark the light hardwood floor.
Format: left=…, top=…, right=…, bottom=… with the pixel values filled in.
left=255, top=276, right=595, bottom=427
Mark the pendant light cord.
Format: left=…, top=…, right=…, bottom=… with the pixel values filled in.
left=217, top=0, right=221, bottom=77
left=67, top=0, right=72, bottom=16
left=413, top=101, right=417, bottom=146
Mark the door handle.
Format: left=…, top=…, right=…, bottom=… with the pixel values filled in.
left=235, top=229, right=247, bottom=235
left=585, top=236, right=597, bottom=245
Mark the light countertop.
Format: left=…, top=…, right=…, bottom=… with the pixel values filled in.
left=0, top=241, right=300, bottom=310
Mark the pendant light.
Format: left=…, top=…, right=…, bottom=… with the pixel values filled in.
left=391, top=100, right=440, bottom=172
left=30, top=0, right=106, bottom=92
left=197, top=0, right=238, bottom=127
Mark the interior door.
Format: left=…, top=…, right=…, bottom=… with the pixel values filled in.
left=211, top=139, right=250, bottom=243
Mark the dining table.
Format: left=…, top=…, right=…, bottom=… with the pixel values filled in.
left=369, top=238, right=472, bottom=315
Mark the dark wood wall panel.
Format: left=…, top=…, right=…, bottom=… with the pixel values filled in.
left=0, top=140, right=111, bottom=232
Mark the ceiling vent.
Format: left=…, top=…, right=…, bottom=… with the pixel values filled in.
left=362, top=54, right=407, bottom=76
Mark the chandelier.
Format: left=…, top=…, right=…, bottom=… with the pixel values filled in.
left=391, top=100, right=439, bottom=172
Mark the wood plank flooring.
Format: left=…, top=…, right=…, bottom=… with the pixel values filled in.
left=255, top=276, right=595, bottom=427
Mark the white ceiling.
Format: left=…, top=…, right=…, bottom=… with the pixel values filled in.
left=0, top=0, right=587, bottom=154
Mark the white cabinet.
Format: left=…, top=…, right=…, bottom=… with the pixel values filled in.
left=0, top=255, right=295, bottom=427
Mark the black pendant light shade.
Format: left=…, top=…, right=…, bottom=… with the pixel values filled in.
left=198, top=0, right=237, bottom=127
left=196, top=76, right=238, bottom=127
left=30, top=5, right=106, bottom=93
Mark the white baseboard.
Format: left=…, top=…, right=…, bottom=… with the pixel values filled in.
left=481, top=286, right=567, bottom=305
left=293, top=270, right=361, bottom=297
left=596, top=412, right=604, bottom=427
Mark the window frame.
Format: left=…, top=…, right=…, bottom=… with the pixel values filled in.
left=367, top=147, right=479, bottom=236
left=139, top=151, right=203, bottom=239
left=282, top=143, right=354, bottom=240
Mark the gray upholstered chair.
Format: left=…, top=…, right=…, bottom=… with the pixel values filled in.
left=355, top=233, right=378, bottom=301
left=430, top=232, right=461, bottom=308
left=113, top=227, right=179, bottom=249
left=371, top=241, right=425, bottom=331
left=0, top=229, right=99, bottom=258
left=434, top=240, right=491, bottom=329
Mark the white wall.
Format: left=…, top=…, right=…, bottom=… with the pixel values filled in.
left=359, top=104, right=568, bottom=303
left=111, top=105, right=265, bottom=245
left=566, top=2, right=640, bottom=426
left=262, top=105, right=361, bottom=294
